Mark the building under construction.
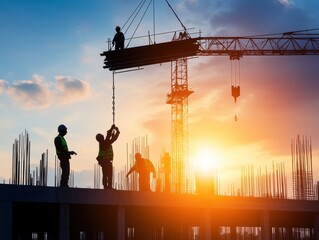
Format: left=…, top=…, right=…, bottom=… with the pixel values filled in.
left=4, top=131, right=319, bottom=240
left=4, top=110, right=319, bottom=240
left=8, top=130, right=319, bottom=199
left=2, top=184, right=319, bottom=240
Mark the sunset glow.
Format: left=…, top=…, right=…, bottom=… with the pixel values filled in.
left=0, top=1, right=319, bottom=192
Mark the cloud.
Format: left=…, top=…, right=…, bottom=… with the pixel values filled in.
left=6, top=74, right=51, bottom=109
left=178, top=0, right=317, bottom=36
left=0, top=80, right=7, bottom=93
left=55, top=75, right=91, bottom=105
left=278, top=0, right=294, bottom=7
left=0, top=74, right=92, bottom=109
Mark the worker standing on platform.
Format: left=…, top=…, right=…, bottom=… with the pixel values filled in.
left=126, top=153, right=156, bottom=191
left=112, top=26, right=125, bottom=50
left=54, top=124, right=77, bottom=188
left=96, top=124, right=120, bottom=189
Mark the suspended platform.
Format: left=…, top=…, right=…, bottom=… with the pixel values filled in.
left=100, top=39, right=199, bottom=71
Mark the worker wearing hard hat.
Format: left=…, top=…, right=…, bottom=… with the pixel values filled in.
left=112, top=26, right=125, bottom=50
left=54, top=124, right=77, bottom=187
left=126, top=152, right=156, bottom=191
left=96, top=124, right=120, bottom=189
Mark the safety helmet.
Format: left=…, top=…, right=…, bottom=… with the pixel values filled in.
left=96, top=133, right=104, bottom=142
left=135, top=152, right=142, bottom=159
left=58, top=124, right=67, bottom=133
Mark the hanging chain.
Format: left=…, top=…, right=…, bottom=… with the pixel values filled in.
left=112, top=71, right=115, bottom=125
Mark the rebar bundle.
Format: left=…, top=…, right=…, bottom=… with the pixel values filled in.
left=11, top=130, right=48, bottom=186
left=31, top=150, right=48, bottom=186
left=12, top=130, right=31, bottom=185
left=291, top=135, right=314, bottom=200
left=240, top=163, right=287, bottom=198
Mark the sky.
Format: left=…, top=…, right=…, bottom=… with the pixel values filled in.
left=0, top=0, right=319, bottom=195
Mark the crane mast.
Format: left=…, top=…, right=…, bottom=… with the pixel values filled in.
left=166, top=57, right=193, bottom=193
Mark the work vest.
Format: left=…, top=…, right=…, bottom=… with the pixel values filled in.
left=98, top=145, right=113, bottom=161
left=145, top=159, right=155, bottom=173
left=135, top=159, right=154, bottom=173
left=56, top=135, right=68, bottom=157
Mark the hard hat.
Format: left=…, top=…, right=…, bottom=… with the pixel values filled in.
left=135, top=152, right=142, bottom=159
left=96, top=133, right=103, bottom=141
left=58, top=124, right=67, bottom=133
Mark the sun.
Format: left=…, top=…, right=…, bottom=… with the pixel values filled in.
left=193, top=148, right=219, bottom=194
left=194, top=148, right=220, bottom=175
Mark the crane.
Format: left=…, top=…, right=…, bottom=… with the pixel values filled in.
left=101, top=29, right=319, bottom=193
left=101, top=30, right=319, bottom=70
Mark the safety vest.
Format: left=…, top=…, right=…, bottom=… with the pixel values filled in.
left=56, top=135, right=68, bottom=157
left=145, top=159, right=155, bottom=173
left=98, top=145, right=113, bottom=161
left=135, top=159, right=154, bottom=173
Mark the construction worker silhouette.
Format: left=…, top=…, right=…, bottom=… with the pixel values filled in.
left=112, top=26, right=125, bottom=50
left=96, top=124, right=120, bottom=189
left=54, top=124, right=77, bottom=187
left=126, top=152, right=156, bottom=191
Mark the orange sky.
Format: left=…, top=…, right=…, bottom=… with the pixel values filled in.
left=1, top=1, right=319, bottom=195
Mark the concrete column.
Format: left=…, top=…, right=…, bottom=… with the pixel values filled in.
left=59, top=203, right=70, bottom=240
left=201, top=208, right=212, bottom=240
left=0, top=202, right=12, bottom=239
left=164, top=224, right=179, bottom=240
left=314, top=213, right=319, bottom=240
left=261, top=210, right=271, bottom=240
left=117, top=206, right=125, bottom=240
left=211, top=215, right=218, bottom=240
left=230, top=225, right=236, bottom=240
left=286, top=227, right=292, bottom=240
left=135, top=221, right=153, bottom=240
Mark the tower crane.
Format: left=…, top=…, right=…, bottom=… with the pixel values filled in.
left=101, top=29, right=319, bottom=193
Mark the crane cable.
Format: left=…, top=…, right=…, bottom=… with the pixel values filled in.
left=122, top=0, right=190, bottom=47
left=231, top=59, right=241, bottom=121
left=126, top=0, right=153, bottom=48
left=164, top=0, right=186, bottom=31
left=118, top=0, right=153, bottom=48
left=109, top=0, right=152, bottom=125
left=112, top=71, right=116, bottom=125
left=121, top=0, right=146, bottom=32
left=110, top=0, right=187, bottom=124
